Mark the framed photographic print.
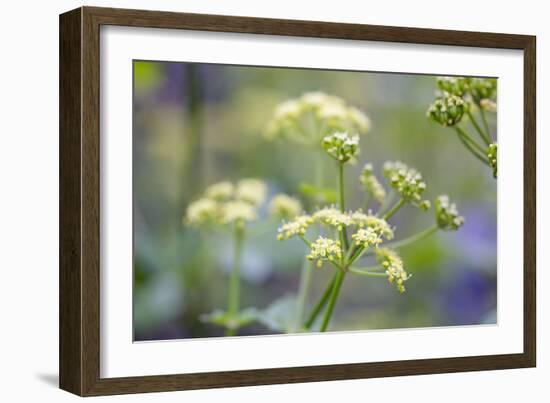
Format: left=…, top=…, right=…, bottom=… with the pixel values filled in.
left=59, top=6, right=536, bottom=396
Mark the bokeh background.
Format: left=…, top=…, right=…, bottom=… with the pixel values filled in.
left=133, top=60, right=497, bottom=341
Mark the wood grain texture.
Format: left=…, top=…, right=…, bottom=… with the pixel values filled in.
left=59, top=6, right=537, bottom=396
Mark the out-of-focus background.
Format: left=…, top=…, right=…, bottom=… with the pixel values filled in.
left=133, top=60, right=497, bottom=341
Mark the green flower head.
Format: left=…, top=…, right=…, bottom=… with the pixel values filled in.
left=306, top=236, right=343, bottom=268
left=375, top=248, right=410, bottom=293
left=435, top=195, right=465, bottom=231
left=487, top=143, right=497, bottom=178
left=436, top=76, right=471, bottom=96
left=427, top=94, right=467, bottom=127
left=383, top=161, right=430, bottom=209
left=269, top=194, right=302, bottom=219
left=322, top=132, right=360, bottom=163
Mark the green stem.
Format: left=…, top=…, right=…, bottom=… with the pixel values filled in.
left=466, top=110, right=491, bottom=146
left=226, top=224, right=244, bottom=336
left=293, top=257, right=314, bottom=332
left=337, top=163, right=350, bottom=251
left=479, top=107, right=492, bottom=142
left=383, top=198, right=405, bottom=221
left=385, top=225, right=438, bottom=250
left=304, top=274, right=336, bottom=329
left=363, top=225, right=439, bottom=258
left=349, top=267, right=387, bottom=277
left=320, top=270, right=346, bottom=332
left=455, top=127, right=490, bottom=166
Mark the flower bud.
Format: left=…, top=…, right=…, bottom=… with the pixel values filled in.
left=435, top=195, right=465, bottom=231
left=427, top=94, right=467, bottom=127
left=322, top=132, right=360, bottom=163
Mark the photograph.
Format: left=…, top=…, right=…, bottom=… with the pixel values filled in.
left=132, top=61, right=498, bottom=341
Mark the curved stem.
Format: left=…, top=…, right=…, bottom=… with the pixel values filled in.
left=466, top=110, right=491, bottom=146
left=383, top=198, right=405, bottom=221
left=479, top=107, right=492, bottom=142
left=455, top=126, right=487, bottom=155
left=304, top=274, right=336, bottom=329
left=455, top=127, right=490, bottom=166
left=349, top=267, right=387, bottom=277
left=385, top=225, right=439, bottom=250
left=226, top=224, right=244, bottom=336
left=320, top=270, right=346, bottom=332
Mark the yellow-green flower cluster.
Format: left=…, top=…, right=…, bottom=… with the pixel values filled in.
left=359, top=163, right=386, bottom=203
left=269, top=194, right=302, bottom=219
left=468, top=78, right=497, bottom=106
left=185, top=178, right=267, bottom=228
left=435, top=195, right=465, bottom=231
left=426, top=94, right=467, bottom=127
left=313, top=206, right=353, bottom=230
left=383, top=161, right=430, bottom=209
left=265, top=91, right=370, bottom=144
left=350, top=212, right=394, bottom=240
left=487, top=143, right=497, bottom=178
left=277, top=214, right=314, bottom=240
left=306, top=237, right=343, bottom=268
left=235, top=178, right=267, bottom=207
left=322, top=132, right=360, bottom=163
left=436, top=76, right=470, bottom=96
left=351, top=227, right=383, bottom=248
left=375, top=248, right=410, bottom=293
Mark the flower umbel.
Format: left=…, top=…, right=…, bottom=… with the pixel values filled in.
left=487, top=143, right=497, bottom=178
left=236, top=178, right=267, bottom=207
left=427, top=94, right=467, bottom=127
left=322, top=132, right=360, bottom=163
left=269, top=194, right=302, bottom=219
left=352, top=227, right=383, bottom=248
left=185, top=198, right=221, bottom=226
left=265, top=92, right=370, bottom=143
left=383, top=161, right=430, bottom=209
left=350, top=212, right=394, bottom=240
left=307, top=237, right=343, bottom=268
left=221, top=201, right=257, bottom=226
left=277, top=214, right=314, bottom=240
left=376, top=248, right=410, bottom=293
left=204, top=181, right=234, bottom=201
left=435, top=195, right=465, bottom=231
left=313, top=206, right=353, bottom=230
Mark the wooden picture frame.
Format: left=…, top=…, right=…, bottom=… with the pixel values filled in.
left=59, top=6, right=536, bottom=396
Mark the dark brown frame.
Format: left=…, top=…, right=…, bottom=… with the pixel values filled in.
left=59, top=6, right=536, bottom=396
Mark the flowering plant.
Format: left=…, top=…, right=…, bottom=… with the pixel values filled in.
left=427, top=77, right=498, bottom=178
left=274, top=129, right=464, bottom=331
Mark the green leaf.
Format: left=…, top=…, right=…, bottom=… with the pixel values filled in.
left=200, top=308, right=258, bottom=330
left=299, top=182, right=337, bottom=204
left=250, top=294, right=297, bottom=333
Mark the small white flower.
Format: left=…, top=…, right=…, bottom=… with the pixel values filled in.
left=185, top=198, right=221, bottom=226
left=313, top=206, right=353, bottom=230
left=350, top=211, right=394, bottom=240
left=322, top=132, right=360, bottom=163
left=221, top=200, right=257, bottom=225
left=277, top=215, right=314, bottom=240
left=269, top=194, right=302, bottom=219
left=236, top=178, right=267, bottom=207
left=435, top=195, right=465, bottom=231
left=307, top=237, right=343, bottom=268
left=351, top=227, right=382, bottom=248
left=204, top=181, right=234, bottom=201
left=376, top=248, right=410, bottom=293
